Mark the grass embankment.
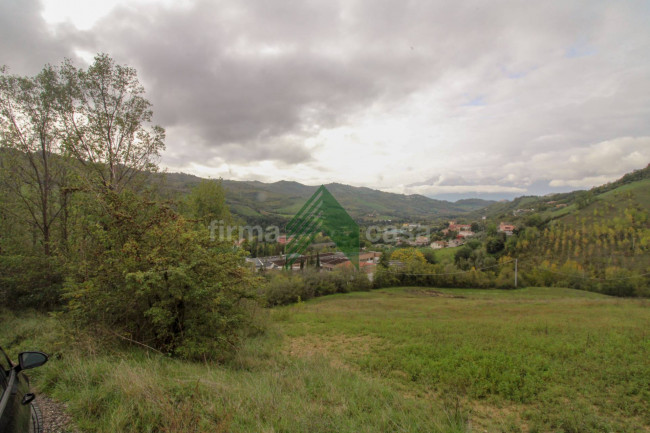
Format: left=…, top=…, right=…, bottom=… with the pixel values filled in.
left=2, top=287, right=649, bottom=432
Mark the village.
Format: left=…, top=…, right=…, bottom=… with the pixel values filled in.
left=244, top=220, right=517, bottom=277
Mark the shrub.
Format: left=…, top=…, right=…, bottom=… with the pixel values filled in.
left=264, top=267, right=372, bottom=306
left=265, top=273, right=305, bottom=306
left=63, top=192, right=262, bottom=361
left=0, top=255, right=63, bottom=310
left=599, top=267, right=638, bottom=297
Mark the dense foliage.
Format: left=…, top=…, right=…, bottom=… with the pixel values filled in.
left=264, top=267, right=371, bottom=306
left=0, top=55, right=263, bottom=360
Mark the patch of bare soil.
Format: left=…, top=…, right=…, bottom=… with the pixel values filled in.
left=285, top=334, right=381, bottom=370
left=405, top=289, right=466, bottom=298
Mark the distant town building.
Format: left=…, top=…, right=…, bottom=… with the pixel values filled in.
left=277, top=235, right=295, bottom=245
left=442, top=221, right=474, bottom=238
left=430, top=241, right=446, bottom=249
left=246, top=251, right=382, bottom=273
left=498, top=222, right=516, bottom=235
left=447, top=239, right=464, bottom=248
left=359, top=251, right=381, bottom=263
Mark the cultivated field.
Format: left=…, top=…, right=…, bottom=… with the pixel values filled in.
left=2, top=287, right=649, bottom=432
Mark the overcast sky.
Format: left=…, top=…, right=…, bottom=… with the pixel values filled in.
left=2, top=0, right=649, bottom=200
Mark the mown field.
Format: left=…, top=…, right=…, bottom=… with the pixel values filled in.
left=2, top=287, right=649, bottom=432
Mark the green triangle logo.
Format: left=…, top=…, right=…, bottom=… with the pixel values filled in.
left=285, top=185, right=359, bottom=269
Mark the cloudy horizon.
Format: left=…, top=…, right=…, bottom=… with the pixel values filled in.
left=2, top=0, right=649, bottom=200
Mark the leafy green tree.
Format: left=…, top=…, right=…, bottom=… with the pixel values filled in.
left=64, top=192, right=261, bottom=360
left=57, top=54, right=165, bottom=193
left=486, top=237, right=505, bottom=254
left=186, top=179, right=231, bottom=225
left=391, top=247, right=426, bottom=265
left=378, top=250, right=390, bottom=268
left=454, top=246, right=472, bottom=269
left=421, top=248, right=437, bottom=264
left=0, top=66, right=68, bottom=256
left=445, top=229, right=458, bottom=240
left=576, top=191, right=595, bottom=209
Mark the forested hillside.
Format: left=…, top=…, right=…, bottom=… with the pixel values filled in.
left=160, top=172, right=494, bottom=224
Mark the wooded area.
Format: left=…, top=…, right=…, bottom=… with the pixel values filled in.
left=0, top=55, right=258, bottom=360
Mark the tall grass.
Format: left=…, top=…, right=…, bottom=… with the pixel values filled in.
left=1, top=310, right=468, bottom=433
left=2, top=286, right=649, bottom=432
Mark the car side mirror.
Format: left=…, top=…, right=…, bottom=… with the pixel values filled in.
left=18, top=352, right=48, bottom=371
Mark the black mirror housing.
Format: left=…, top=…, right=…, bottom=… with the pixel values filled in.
left=18, top=351, right=48, bottom=371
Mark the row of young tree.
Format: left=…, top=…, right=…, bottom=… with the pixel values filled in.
left=0, top=55, right=261, bottom=360
left=507, top=197, right=650, bottom=296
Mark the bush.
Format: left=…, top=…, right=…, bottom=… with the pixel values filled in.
left=599, top=267, right=638, bottom=297
left=0, top=255, right=63, bottom=310
left=63, top=192, right=262, bottom=361
left=265, top=273, right=305, bottom=306
left=264, top=267, right=372, bottom=306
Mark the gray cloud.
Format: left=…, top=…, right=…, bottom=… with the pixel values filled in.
left=1, top=0, right=650, bottom=196
left=0, top=0, right=80, bottom=74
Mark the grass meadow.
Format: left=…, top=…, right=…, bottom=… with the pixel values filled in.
left=2, top=287, right=649, bottom=432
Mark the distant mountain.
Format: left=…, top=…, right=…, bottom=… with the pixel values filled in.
left=159, top=172, right=495, bottom=224
left=160, top=164, right=650, bottom=227
left=453, top=198, right=497, bottom=212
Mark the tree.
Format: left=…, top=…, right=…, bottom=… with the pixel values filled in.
left=0, top=66, right=67, bottom=255
left=445, top=230, right=458, bottom=240
left=524, top=214, right=543, bottom=228
left=576, top=191, right=595, bottom=209
left=378, top=250, right=390, bottom=268
left=486, top=237, right=505, bottom=254
left=64, top=196, right=261, bottom=360
left=185, top=179, right=231, bottom=225
left=57, top=54, right=165, bottom=193
left=454, top=246, right=472, bottom=268
left=421, top=248, right=437, bottom=264
left=391, top=248, right=426, bottom=265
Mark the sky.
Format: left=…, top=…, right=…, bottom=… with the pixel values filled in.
left=1, top=0, right=649, bottom=200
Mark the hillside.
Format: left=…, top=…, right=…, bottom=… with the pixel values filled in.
left=504, top=167, right=650, bottom=292
left=160, top=165, right=650, bottom=228
left=159, top=172, right=494, bottom=224
left=473, top=163, right=650, bottom=222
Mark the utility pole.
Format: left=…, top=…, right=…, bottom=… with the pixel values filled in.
left=515, top=258, right=518, bottom=288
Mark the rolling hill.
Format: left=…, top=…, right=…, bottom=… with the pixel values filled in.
left=502, top=164, right=650, bottom=290
left=471, top=163, right=650, bottom=222
left=159, top=172, right=494, bottom=224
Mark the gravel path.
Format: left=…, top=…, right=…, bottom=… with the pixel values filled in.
left=36, top=394, right=78, bottom=433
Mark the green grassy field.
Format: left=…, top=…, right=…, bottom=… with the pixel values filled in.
left=433, top=246, right=461, bottom=264
left=2, top=287, right=649, bottom=432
